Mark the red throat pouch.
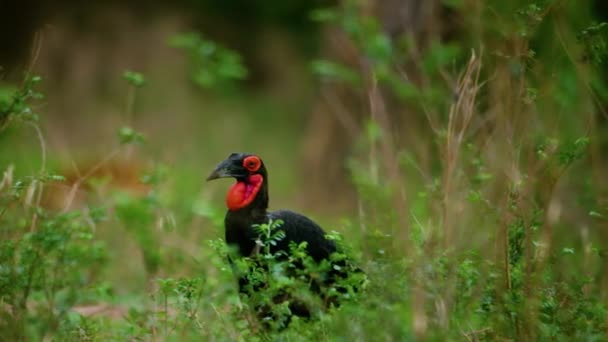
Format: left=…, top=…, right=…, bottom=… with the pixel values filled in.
left=226, top=174, right=264, bottom=211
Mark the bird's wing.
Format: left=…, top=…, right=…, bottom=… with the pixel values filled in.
left=267, top=209, right=338, bottom=261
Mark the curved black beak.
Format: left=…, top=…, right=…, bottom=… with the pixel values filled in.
left=206, top=159, right=242, bottom=181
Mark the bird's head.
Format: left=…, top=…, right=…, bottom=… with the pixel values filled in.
left=206, top=153, right=268, bottom=211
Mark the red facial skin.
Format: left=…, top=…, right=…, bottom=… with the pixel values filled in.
left=243, top=155, right=261, bottom=172
left=225, top=156, right=263, bottom=211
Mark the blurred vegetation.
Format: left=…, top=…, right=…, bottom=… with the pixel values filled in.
left=1, top=0, right=608, bottom=340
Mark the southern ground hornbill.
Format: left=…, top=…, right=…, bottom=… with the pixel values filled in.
left=206, top=152, right=363, bottom=328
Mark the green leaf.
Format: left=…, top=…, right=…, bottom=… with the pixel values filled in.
left=562, top=247, right=575, bottom=255
left=123, top=70, right=146, bottom=87
left=169, top=32, right=248, bottom=89
left=557, top=137, right=589, bottom=166
left=309, top=8, right=337, bottom=22
left=118, top=126, right=145, bottom=145
left=311, top=60, right=360, bottom=84
left=589, top=211, right=603, bottom=218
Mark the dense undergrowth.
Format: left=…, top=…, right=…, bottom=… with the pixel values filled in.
left=2, top=0, right=608, bottom=340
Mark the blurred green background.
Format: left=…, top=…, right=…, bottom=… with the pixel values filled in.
left=2, top=0, right=337, bottom=211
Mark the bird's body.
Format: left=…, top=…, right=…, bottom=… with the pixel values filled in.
left=206, top=153, right=362, bottom=327
left=225, top=208, right=338, bottom=262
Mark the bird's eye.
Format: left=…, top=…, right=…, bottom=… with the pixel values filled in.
left=243, top=156, right=261, bottom=172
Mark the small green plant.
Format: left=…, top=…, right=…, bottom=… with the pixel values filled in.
left=577, top=22, right=608, bottom=65
left=169, top=32, right=248, bottom=90
left=0, top=76, right=109, bottom=341
left=122, top=70, right=146, bottom=88
left=220, top=218, right=364, bottom=332
left=0, top=75, right=44, bottom=131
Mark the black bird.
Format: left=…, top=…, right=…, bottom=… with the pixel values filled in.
left=206, top=152, right=362, bottom=327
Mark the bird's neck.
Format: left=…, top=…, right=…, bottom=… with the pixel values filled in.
left=225, top=173, right=268, bottom=212
left=253, top=179, right=269, bottom=211
left=226, top=178, right=269, bottom=218
left=224, top=184, right=269, bottom=256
